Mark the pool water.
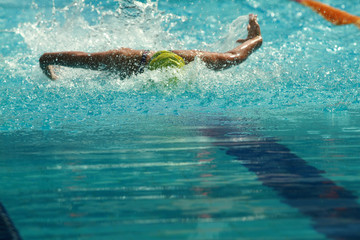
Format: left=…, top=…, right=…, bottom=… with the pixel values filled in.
left=1, top=0, right=360, bottom=239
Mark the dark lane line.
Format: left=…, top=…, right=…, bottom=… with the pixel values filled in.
left=203, top=125, right=360, bottom=240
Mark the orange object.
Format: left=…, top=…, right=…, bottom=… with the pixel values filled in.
left=294, top=0, right=360, bottom=28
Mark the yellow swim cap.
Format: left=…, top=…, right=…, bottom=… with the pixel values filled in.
left=148, top=51, right=185, bottom=70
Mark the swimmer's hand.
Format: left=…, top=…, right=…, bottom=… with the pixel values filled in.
left=40, top=64, right=58, bottom=80
left=39, top=53, right=59, bottom=80
left=43, top=65, right=58, bottom=80
left=236, top=14, right=261, bottom=44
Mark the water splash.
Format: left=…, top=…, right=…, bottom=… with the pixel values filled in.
left=1, top=0, right=360, bottom=131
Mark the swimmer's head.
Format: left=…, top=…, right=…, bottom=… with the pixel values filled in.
left=148, top=51, right=185, bottom=71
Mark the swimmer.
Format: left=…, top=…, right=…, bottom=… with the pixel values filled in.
left=39, top=14, right=262, bottom=80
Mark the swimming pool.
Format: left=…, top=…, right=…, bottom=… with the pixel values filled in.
left=1, top=0, right=360, bottom=239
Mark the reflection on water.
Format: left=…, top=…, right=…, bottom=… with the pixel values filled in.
left=2, top=113, right=360, bottom=239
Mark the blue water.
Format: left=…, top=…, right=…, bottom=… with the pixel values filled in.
left=1, top=0, right=360, bottom=239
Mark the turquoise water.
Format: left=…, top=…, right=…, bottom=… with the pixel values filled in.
left=1, top=0, right=360, bottom=239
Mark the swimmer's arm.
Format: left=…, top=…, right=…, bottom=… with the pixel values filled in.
left=171, top=35, right=262, bottom=70
left=39, top=51, right=110, bottom=80
left=173, top=13, right=262, bottom=70
left=39, top=48, right=143, bottom=80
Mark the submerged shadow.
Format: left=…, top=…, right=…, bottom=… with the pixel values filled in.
left=202, top=125, right=360, bottom=240
left=0, top=203, right=21, bottom=240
